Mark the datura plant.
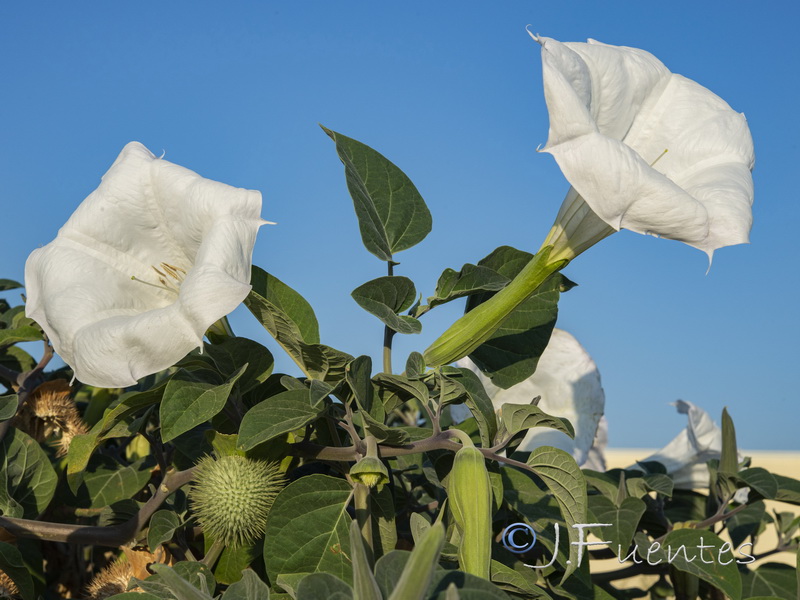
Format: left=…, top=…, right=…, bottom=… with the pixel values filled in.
left=0, top=34, right=795, bottom=600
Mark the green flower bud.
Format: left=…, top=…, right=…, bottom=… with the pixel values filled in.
left=350, top=456, right=389, bottom=489
left=190, top=455, right=285, bottom=547
left=350, top=436, right=389, bottom=489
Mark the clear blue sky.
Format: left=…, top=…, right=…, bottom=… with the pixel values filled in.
left=1, top=2, right=797, bottom=450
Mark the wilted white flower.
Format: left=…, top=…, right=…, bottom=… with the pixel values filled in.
left=456, top=328, right=605, bottom=466
left=25, top=142, right=265, bottom=388
left=533, top=34, right=755, bottom=262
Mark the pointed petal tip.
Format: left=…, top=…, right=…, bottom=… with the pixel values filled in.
left=525, top=25, right=542, bottom=44
left=259, top=219, right=277, bottom=226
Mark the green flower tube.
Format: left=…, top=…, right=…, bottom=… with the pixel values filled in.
left=423, top=246, right=567, bottom=368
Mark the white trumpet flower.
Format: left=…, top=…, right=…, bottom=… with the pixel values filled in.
left=25, top=142, right=265, bottom=388
left=456, top=328, right=605, bottom=466
left=533, top=35, right=755, bottom=262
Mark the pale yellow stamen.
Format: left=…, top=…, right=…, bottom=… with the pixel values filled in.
left=131, top=262, right=186, bottom=294
left=650, top=148, right=668, bottom=167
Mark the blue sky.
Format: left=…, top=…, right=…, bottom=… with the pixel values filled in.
left=1, top=2, right=797, bottom=449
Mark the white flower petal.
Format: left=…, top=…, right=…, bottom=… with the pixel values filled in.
left=25, top=142, right=264, bottom=388
left=537, top=37, right=755, bottom=258
left=456, top=328, right=605, bottom=466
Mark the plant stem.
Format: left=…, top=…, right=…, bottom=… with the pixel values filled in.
left=0, top=466, right=196, bottom=546
left=201, top=538, right=226, bottom=568
left=383, top=260, right=395, bottom=374
left=353, top=483, right=374, bottom=567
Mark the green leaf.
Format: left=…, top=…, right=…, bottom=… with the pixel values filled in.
left=160, top=366, right=246, bottom=442
left=0, top=345, right=36, bottom=373
left=351, top=276, right=421, bottom=334
left=244, top=267, right=352, bottom=383
left=466, top=254, right=562, bottom=389
left=0, top=326, right=42, bottom=347
left=72, top=457, right=152, bottom=509
left=264, top=475, right=353, bottom=583
left=499, top=403, right=575, bottom=441
left=238, top=389, right=325, bottom=451
left=221, top=569, right=271, bottom=600
left=146, top=563, right=215, bottom=600
left=639, top=529, right=742, bottom=600
left=388, top=521, right=445, bottom=600
left=728, top=501, right=768, bottom=547
left=405, top=352, right=426, bottom=380
left=1, top=428, right=57, bottom=518
left=214, top=543, right=256, bottom=586
left=736, top=467, right=778, bottom=500
left=205, top=337, right=274, bottom=394
left=452, top=368, right=497, bottom=448
left=428, top=263, right=509, bottom=308
left=490, top=560, right=551, bottom=599
left=720, top=407, right=739, bottom=474
left=0, top=394, right=17, bottom=421
left=741, top=563, right=797, bottom=600
left=107, top=593, right=163, bottom=600
left=0, top=279, right=22, bottom=291
left=322, top=126, right=432, bottom=260
left=0, top=541, right=35, bottom=600
left=371, top=484, right=398, bottom=559
left=249, top=266, right=320, bottom=344
left=526, top=446, right=588, bottom=580
left=587, top=495, right=646, bottom=559
left=148, top=509, right=182, bottom=550
left=349, top=520, right=382, bottom=600
left=430, top=570, right=511, bottom=599
left=774, top=474, right=800, bottom=505
left=296, top=573, right=353, bottom=600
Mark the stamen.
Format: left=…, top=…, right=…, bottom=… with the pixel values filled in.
left=131, top=275, right=177, bottom=294
left=650, top=149, right=668, bottom=167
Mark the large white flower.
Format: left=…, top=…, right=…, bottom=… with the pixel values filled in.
left=455, top=328, right=605, bottom=466
left=25, top=142, right=265, bottom=388
left=534, top=35, right=755, bottom=261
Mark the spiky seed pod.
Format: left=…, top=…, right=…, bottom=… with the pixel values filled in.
left=190, top=455, right=285, bottom=547
left=0, top=570, right=19, bottom=600
left=85, top=561, right=133, bottom=600
left=13, top=379, right=88, bottom=457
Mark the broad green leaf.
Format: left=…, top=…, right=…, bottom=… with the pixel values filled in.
left=453, top=368, right=497, bottom=448
left=467, top=258, right=562, bottom=389
left=205, top=337, right=274, bottom=394
left=490, top=560, right=551, bottom=599
left=238, top=389, right=325, bottom=451
left=148, top=509, right=182, bottom=550
left=774, top=474, right=800, bottom=505
left=107, top=593, right=163, bottom=600
left=405, top=352, right=426, bottom=379
left=145, top=563, right=215, bottom=600
left=0, top=394, right=17, bottom=421
left=296, top=573, right=353, bottom=600
left=72, top=457, right=152, bottom=509
left=373, top=373, right=429, bottom=407
left=249, top=266, right=319, bottom=344
left=351, top=276, right=421, bottom=334
left=1, top=428, right=57, bottom=517
left=526, top=446, right=588, bottom=580
left=741, top=562, right=797, bottom=600
left=0, top=345, right=36, bottom=373
left=160, top=366, right=245, bottom=442
left=322, top=126, right=432, bottom=260
left=221, top=569, right=271, bottom=600
left=346, top=355, right=375, bottom=413
left=638, top=529, right=742, bottom=600
left=720, top=407, right=738, bottom=474
left=0, top=541, right=35, bottom=600
left=587, top=495, right=646, bottom=559
left=0, top=326, right=42, bottom=347
left=728, top=501, right=768, bottom=547
left=499, top=403, right=575, bottom=441
left=0, top=279, right=22, bottom=291
left=430, top=570, right=511, bottom=599
left=214, top=543, right=256, bottom=586
left=371, top=484, right=398, bottom=559
left=736, top=467, right=778, bottom=500
left=264, top=475, right=353, bottom=583
left=388, top=521, right=445, bottom=600
left=428, top=263, right=509, bottom=308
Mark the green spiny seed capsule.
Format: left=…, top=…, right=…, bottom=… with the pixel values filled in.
left=449, top=444, right=492, bottom=579
left=190, top=455, right=285, bottom=547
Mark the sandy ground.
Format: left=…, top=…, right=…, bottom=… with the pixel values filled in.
left=589, top=449, right=800, bottom=589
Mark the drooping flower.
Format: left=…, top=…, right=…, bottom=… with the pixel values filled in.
left=25, top=142, right=265, bottom=388
left=534, top=34, right=755, bottom=262
left=455, top=328, right=605, bottom=466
